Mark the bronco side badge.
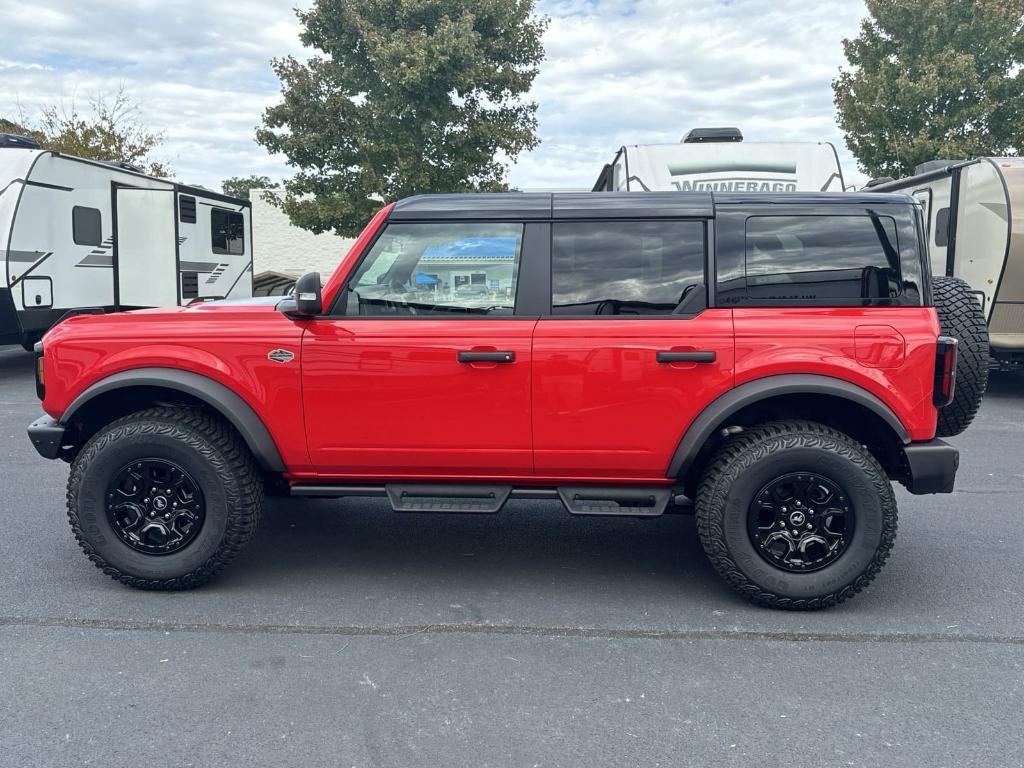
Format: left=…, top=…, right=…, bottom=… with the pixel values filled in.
left=267, top=349, right=294, bottom=364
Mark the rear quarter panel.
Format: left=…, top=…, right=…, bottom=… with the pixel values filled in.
left=732, top=307, right=940, bottom=441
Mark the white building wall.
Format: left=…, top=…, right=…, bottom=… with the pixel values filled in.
left=250, top=189, right=355, bottom=277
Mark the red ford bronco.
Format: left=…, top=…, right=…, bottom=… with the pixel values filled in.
left=27, top=192, right=988, bottom=609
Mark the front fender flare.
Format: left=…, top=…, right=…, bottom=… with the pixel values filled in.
left=62, top=367, right=286, bottom=472
left=667, top=374, right=911, bottom=479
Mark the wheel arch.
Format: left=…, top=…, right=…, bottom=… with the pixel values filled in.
left=670, top=375, right=911, bottom=488
left=61, top=367, right=286, bottom=472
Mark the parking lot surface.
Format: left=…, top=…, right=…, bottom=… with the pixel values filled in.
left=1, top=345, right=1022, bottom=766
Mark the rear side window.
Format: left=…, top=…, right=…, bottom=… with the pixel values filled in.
left=72, top=206, right=102, bottom=246
left=211, top=209, right=245, bottom=255
left=934, top=207, right=950, bottom=248
left=743, top=215, right=902, bottom=304
left=551, top=220, right=705, bottom=315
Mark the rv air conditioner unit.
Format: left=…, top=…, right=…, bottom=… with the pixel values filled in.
left=682, top=127, right=743, bottom=144
left=0, top=133, right=42, bottom=150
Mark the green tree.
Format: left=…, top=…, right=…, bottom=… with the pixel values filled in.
left=834, top=0, right=1024, bottom=178
left=221, top=175, right=280, bottom=201
left=257, top=0, right=547, bottom=236
left=3, top=89, right=170, bottom=177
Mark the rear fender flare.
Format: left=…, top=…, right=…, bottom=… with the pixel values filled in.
left=667, top=374, right=911, bottom=478
left=62, top=367, right=285, bottom=472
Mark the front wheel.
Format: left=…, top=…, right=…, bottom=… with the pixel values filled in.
left=66, top=407, right=263, bottom=589
left=696, top=420, right=898, bottom=610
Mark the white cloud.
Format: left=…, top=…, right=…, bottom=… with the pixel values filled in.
left=0, top=0, right=870, bottom=192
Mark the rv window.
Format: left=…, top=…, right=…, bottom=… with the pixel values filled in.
left=741, top=215, right=902, bottom=305
left=72, top=206, right=102, bottom=247
left=934, top=207, right=950, bottom=248
left=211, top=209, right=245, bottom=255
left=551, top=220, right=706, bottom=315
left=179, top=195, right=197, bottom=224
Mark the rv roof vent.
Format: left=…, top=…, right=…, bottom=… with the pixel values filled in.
left=0, top=133, right=42, bottom=150
left=98, top=159, right=145, bottom=173
left=682, top=127, right=743, bottom=144
left=865, top=176, right=895, bottom=188
left=914, top=159, right=960, bottom=175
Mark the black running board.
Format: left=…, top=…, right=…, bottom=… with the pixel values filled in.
left=289, top=483, right=672, bottom=516
left=557, top=487, right=671, bottom=517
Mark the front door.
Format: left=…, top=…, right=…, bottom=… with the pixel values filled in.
left=114, top=186, right=177, bottom=308
left=532, top=219, right=735, bottom=479
left=302, top=220, right=535, bottom=477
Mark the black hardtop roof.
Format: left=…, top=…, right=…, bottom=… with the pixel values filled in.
left=390, top=190, right=917, bottom=220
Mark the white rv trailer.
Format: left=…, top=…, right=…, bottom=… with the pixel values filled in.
left=592, top=128, right=847, bottom=194
left=869, top=158, right=1024, bottom=367
left=0, top=134, right=252, bottom=349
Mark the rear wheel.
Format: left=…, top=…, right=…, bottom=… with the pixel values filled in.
left=696, top=421, right=897, bottom=610
left=932, top=276, right=989, bottom=437
left=66, top=407, right=262, bottom=589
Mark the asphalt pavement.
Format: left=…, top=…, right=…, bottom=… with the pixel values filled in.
left=1, top=344, right=1022, bottom=767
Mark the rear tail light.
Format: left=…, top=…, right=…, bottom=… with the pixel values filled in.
left=933, top=336, right=958, bottom=407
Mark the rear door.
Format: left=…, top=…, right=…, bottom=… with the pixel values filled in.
left=114, top=185, right=178, bottom=308
left=302, top=219, right=539, bottom=477
left=532, top=217, right=735, bottom=479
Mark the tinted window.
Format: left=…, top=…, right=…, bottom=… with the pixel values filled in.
left=551, top=221, right=705, bottom=315
left=211, top=209, right=245, bottom=255
left=343, top=222, right=523, bottom=316
left=934, top=207, right=950, bottom=248
left=744, top=215, right=902, bottom=303
left=72, top=206, right=102, bottom=246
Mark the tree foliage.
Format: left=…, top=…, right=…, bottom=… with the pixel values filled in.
left=221, top=175, right=280, bottom=201
left=3, top=88, right=170, bottom=177
left=257, top=0, right=547, bottom=236
left=834, top=0, right=1024, bottom=178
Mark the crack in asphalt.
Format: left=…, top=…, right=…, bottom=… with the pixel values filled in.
left=2, top=615, right=1023, bottom=645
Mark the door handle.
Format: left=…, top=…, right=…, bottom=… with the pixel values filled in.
left=656, top=351, right=716, bottom=364
left=457, top=350, right=516, bottom=363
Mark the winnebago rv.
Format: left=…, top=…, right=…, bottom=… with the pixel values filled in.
left=592, top=127, right=847, bottom=193
left=869, top=158, right=1024, bottom=367
left=0, top=134, right=253, bottom=349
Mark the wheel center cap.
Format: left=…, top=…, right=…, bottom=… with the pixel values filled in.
left=789, top=510, right=806, bottom=526
left=152, top=495, right=168, bottom=511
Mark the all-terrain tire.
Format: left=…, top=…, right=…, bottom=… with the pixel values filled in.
left=933, top=276, right=989, bottom=437
left=66, top=407, right=263, bottom=589
left=696, top=420, right=898, bottom=610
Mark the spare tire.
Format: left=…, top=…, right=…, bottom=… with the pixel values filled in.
left=933, top=276, right=989, bottom=437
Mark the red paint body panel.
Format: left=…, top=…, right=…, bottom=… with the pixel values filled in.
left=532, top=311, right=736, bottom=478
left=732, top=307, right=940, bottom=441
left=41, top=302, right=313, bottom=472
left=301, top=318, right=536, bottom=475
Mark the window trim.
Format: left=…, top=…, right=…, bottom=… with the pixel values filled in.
left=735, top=212, right=909, bottom=308
left=327, top=218, right=534, bottom=319
left=72, top=205, right=103, bottom=247
left=210, top=207, right=245, bottom=256
left=545, top=217, right=711, bottom=320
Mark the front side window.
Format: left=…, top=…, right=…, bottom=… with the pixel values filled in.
left=342, top=222, right=523, bottom=316
left=551, top=220, right=705, bottom=315
left=744, top=215, right=902, bottom=304
left=211, top=209, right=245, bottom=255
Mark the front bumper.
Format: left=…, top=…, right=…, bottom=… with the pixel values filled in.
left=902, top=439, right=959, bottom=495
left=27, top=414, right=66, bottom=460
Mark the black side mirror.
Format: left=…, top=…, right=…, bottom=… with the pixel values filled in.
left=277, top=271, right=322, bottom=317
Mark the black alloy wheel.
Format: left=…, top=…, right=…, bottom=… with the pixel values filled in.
left=106, top=458, right=206, bottom=555
left=748, top=472, right=854, bottom=573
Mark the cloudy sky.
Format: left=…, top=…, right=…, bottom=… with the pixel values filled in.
left=0, top=0, right=870, bottom=192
